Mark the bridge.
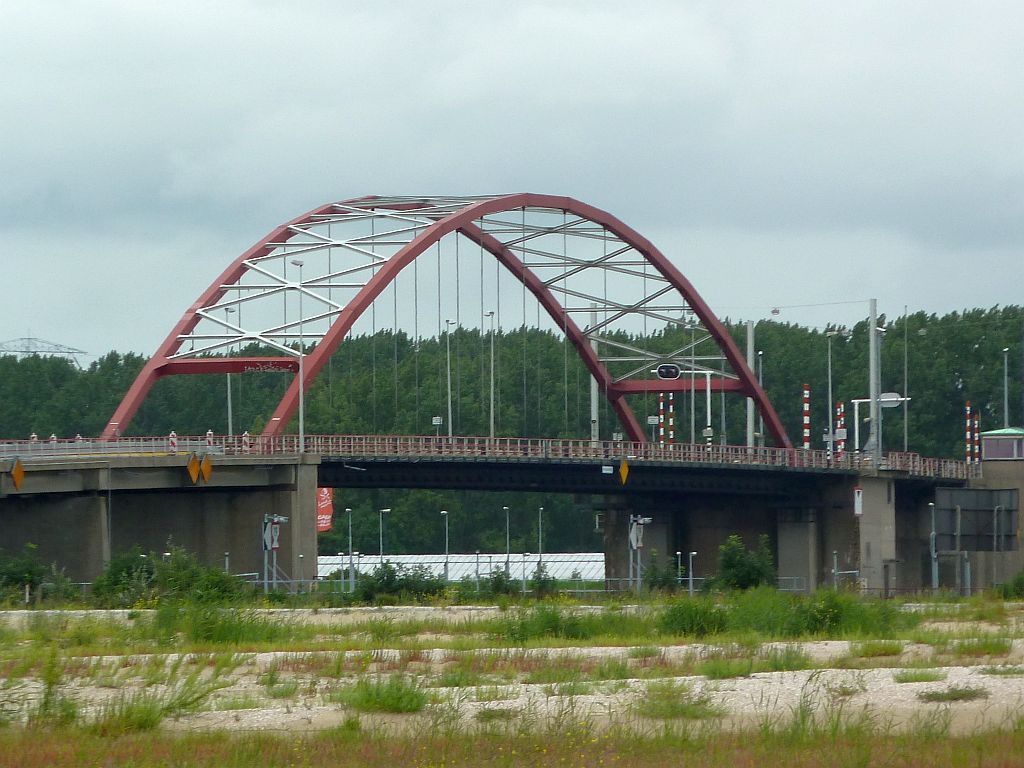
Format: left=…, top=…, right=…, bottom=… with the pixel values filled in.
left=0, top=194, right=1017, bottom=594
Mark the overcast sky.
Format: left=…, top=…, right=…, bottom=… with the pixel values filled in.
left=2, top=1, right=1021, bottom=358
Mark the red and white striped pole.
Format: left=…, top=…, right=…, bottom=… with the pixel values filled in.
left=973, top=413, right=981, bottom=464
left=835, top=402, right=845, bottom=459
left=668, top=392, right=675, bottom=444
left=965, top=402, right=973, bottom=464
left=802, top=384, right=811, bottom=450
left=658, top=392, right=665, bottom=444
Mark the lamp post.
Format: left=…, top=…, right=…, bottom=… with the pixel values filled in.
left=1004, top=347, right=1011, bottom=428
left=378, top=507, right=390, bottom=560
left=538, top=506, right=544, bottom=566
left=503, top=505, right=510, bottom=576
left=445, top=319, right=456, bottom=438
left=224, top=306, right=236, bottom=435
left=290, top=259, right=306, bottom=453
left=826, top=331, right=837, bottom=456
left=346, top=507, right=354, bottom=593
left=441, top=510, right=449, bottom=582
left=675, top=551, right=682, bottom=585
left=928, top=502, right=938, bottom=593
left=485, top=311, right=495, bottom=439
left=757, top=350, right=765, bottom=448
left=688, top=551, right=697, bottom=597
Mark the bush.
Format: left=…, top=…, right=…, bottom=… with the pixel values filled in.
left=643, top=550, right=678, bottom=593
left=354, top=561, right=445, bottom=604
left=995, top=570, right=1024, bottom=599
left=711, top=534, right=775, bottom=591
left=529, top=563, right=557, bottom=599
left=659, top=598, right=728, bottom=637
left=92, top=546, right=247, bottom=608
left=0, top=544, right=48, bottom=600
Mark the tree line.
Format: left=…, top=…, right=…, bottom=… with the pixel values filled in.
left=1, top=305, right=1020, bottom=554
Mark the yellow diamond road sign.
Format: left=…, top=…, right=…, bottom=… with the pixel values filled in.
left=11, top=459, right=25, bottom=491
left=618, top=458, right=630, bottom=485
left=187, top=454, right=201, bottom=484
left=200, top=455, right=213, bottom=483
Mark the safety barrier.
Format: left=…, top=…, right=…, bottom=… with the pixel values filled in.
left=0, top=434, right=978, bottom=481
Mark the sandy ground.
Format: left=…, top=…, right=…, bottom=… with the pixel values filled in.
left=5, top=606, right=1024, bottom=736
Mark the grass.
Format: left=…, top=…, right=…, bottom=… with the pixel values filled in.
left=917, top=684, right=990, bottom=703
left=952, top=637, right=1012, bottom=657
left=636, top=680, right=721, bottom=720
left=697, top=656, right=753, bottom=679
left=6, top=728, right=1024, bottom=768
left=980, top=665, right=1024, bottom=676
left=852, top=640, right=903, bottom=658
left=473, top=706, right=518, bottom=723
left=332, top=675, right=427, bottom=713
left=893, top=669, right=947, bottom=683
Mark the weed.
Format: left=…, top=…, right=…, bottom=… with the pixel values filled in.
left=917, top=685, right=990, bottom=703
left=544, top=681, right=593, bottom=697
left=953, top=637, right=1012, bottom=657
left=628, top=646, right=661, bottom=659
left=87, top=673, right=226, bottom=734
left=637, top=680, right=721, bottom=720
left=697, top=656, right=753, bottom=679
left=474, top=707, right=518, bottom=723
left=980, top=665, right=1024, bottom=676
left=473, top=686, right=515, bottom=702
left=852, top=640, right=903, bottom=658
left=211, top=695, right=264, bottom=711
left=756, top=645, right=811, bottom=672
left=335, top=675, right=427, bottom=713
left=893, top=668, right=947, bottom=683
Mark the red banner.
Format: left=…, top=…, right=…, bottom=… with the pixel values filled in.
left=316, top=487, right=334, bottom=532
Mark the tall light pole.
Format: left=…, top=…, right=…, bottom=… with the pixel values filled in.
left=757, top=350, right=765, bottom=448
left=290, top=259, right=306, bottom=453
left=688, top=551, right=697, bottom=597
left=928, top=501, right=938, bottom=593
left=1004, top=347, right=1011, bottom=428
left=378, top=507, right=390, bottom=560
left=503, top=505, right=510, bottom=575
left=224, top=306, right=236, bottom=435
left=675, top=551, right=682, bottom=585
left=441, top=510, right=449, bottom=582
left=346, top=507, right=354, bottom=593
left=826, top=331, right=837, bottom=455
left=485, top=311, right=495, bottom=439
left=537, top=506, right=544, bottom=565
left=445, top=319, right=456, bottom=438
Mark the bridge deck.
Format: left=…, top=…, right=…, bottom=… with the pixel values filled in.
left=0, top=435, right=975, bottom=481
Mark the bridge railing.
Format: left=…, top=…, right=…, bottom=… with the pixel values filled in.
left=0, top=434, right=978, bottom=481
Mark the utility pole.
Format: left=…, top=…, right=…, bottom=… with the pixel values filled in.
left=746, top=320, right=755, bottom=447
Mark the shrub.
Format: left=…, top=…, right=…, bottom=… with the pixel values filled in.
left=92, top=546, right=247, bottom=608
left=711, top=534, right=775, bottom=591
left=659, top=598, right=727, bottom=637
left=643, top=549, right=678, bottom=592
left=0, top=544, right=47, bottom=594
left=90, top=548, right=156, bottom=608
left=637, top=680, right=721, bottom=720
left=529, top=563, right=557, bottom=599
left=354, top=561, right=445, bottom=604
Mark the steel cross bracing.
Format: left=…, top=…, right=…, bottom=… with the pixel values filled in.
left=103, top=194, right=788, bottom=446
left=169, top=198, right=730, bottom=389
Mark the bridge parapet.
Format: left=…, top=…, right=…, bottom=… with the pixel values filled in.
left=0, top=435, right=977, bottom=481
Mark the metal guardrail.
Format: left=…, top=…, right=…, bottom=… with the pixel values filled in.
left=0, top=434, right=978, bottom=481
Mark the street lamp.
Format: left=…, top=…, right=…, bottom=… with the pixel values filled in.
left=688, top=551, right=697, bottom=597
left=928, top=502, right=938, bottom=593
left=825, top=330, right=848, bottom=457
left=503, top=505, right=510, bottom=576
left=290, top=259, right=306, bottom=453
left=1004, top=347, right=1011, bottom=428
left=224, top=306, right=236, bottom=435
left=441, top=510, right=449, bottom=582
left=757, top=350, right=765, bottom=447
left=378, top=507, right=390, bottom=560
left=675, top=551, right=682, bottom=585
left=445, top=319, right=456, bottom=438
left=538, top=506, right=544, bottom=565
left=485, top=311, right=495, bottom=439
left=346, top=507, right=354, bottom=593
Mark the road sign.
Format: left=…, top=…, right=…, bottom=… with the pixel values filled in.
left=656, top=363, right=681, bottom=380
left=200, top=455, right=213, bottom=483
left=186, top=454, right=201, bottom=484
left=263, top=520, right=281, bottom=551
left=11, top=459, right=24, bottom=491
left=618, top=458, right=630, bottom=485
left=431, top=416, right=443, bottom=426
left=646, top=415, right=659, bottom=425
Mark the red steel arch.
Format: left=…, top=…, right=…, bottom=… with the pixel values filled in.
left=103, top=194, right=791, bottom=447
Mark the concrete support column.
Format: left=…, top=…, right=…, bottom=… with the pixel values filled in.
left=857, top=476, right=896, bottom=592
left=777, top=508, right=817, bottom=593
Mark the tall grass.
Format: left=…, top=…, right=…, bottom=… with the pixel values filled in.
left=332, top=675, right=427, bottom=713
